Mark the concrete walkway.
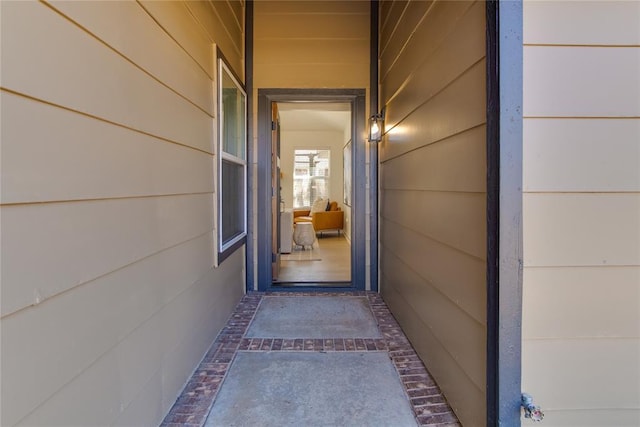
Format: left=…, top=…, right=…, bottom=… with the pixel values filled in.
left=161, top=292, right=459, bottom=427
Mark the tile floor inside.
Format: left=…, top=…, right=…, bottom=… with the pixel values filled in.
left=161, top=292, right=460, bottom=427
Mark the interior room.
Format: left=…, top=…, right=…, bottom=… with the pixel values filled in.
left=274, top=102, right=352, bottom=284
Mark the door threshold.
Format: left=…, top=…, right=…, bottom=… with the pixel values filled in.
left=271, top=281, right=352, bottom=288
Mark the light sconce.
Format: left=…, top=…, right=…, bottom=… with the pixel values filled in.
left=368, top=109, right=385, bottom=143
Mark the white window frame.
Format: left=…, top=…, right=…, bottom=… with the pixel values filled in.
left=217, top=57, right=247, bottom=261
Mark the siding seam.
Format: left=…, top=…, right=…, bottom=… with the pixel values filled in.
left=41, top=0, right=215, bottom=117
left=524, top=43, right=640, bottom=48
left=379, top=1, right=411, bottom=58
left=10, top=248, right=226, bottom=426
left=381, top=217, right=486, bottom=263
left=381, top=269, right=486, bottom=392
left=380, top=0, right=475, bottom=85
left=523, top=191, right=640, bottom=195
left=523, top=265, right=640, bottom=269
left=0, top=191, right=215, bottom=208
left=0, top=88, right=215, bottom=156
left=185, top=1, right=242, bottom=60
left=381, top=188, right=486, bottom=195
left=0, top=227, right=216, bottom=320
left=135, top=0, right=215, bottom=80
left=524, top=337, right=639, bottom=342
left=380, top=245, right=486, bottom=326
left=383, top=57, right=486, bottom=139
left=380, top=123, right=486, bottom=164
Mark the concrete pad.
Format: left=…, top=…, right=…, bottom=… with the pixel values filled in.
left=245, top=296, right=381, bottom=338
left=204, top=352, right=418, bottom=427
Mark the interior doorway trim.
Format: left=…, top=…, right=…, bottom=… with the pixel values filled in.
left=255, top=89, right=367, bottom=292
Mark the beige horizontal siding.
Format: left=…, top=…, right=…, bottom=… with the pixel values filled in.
left=255, top=13, right=368, bottom=39
left=523, top=409, right=640, bottom=427
left=48, top=0, right=215, bottom=115
left=254, top=39, right=368, bottom=65
left=522, top=339, right=640, bottom=411
left=1, top=194, right=214, bottom=317
left=381, top=220, right=486, bottom=324
left=381, top=59, right=486, bottom=161
left=524, top=119, right=640, bottom=192
left=226, top=0, right=243, bottom=31
left=184, top=0, right=243, bottom=76
left=4, top=249, right=244, bottom=426
left=137, top=0, right=214, bottom=78
left=381, top=125, right=486, bottom=193
left=0, top=92, right=214, bottom=204
left=381, top=0, right=475, bottom=103
left=381, top=266, right=486, bottom=426
left=524, top=46, right=640, bottom=117
left=382, top=190, right=486, bottom=260
left=379, top=0, right=400, bottom=42
left=523, top=267, right=640, bottom=339
left=379, top=0, right=433, bottom=68
left=523, top=1, right=640, bottom=424
left=380, top=248, right=486, bottom=389
left=524, top=1, right=640, bottom=46
left=253, top=0, right=369, bottom=89
left=383, top=0, right=485, bottom=126
left=2, top=1, right=213, bottom=152
left=524, top=193, right=640, bottom=267
left=253, top=63, right=367, bottom=89
left=379, top=1, right=486, bottom=425
left=0, top=1, right=245, bottom=425
left=255, top=1, right=366, bottom=15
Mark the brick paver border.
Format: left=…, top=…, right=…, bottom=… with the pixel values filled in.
left=161, top=292, right=460, bottom=427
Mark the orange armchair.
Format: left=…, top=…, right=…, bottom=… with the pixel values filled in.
left=294, top=201, right=344, bottom=235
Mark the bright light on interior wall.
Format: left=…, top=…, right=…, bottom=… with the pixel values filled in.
left=369, top=112, right=385, bottom=143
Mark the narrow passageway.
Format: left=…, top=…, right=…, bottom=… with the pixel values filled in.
left=161, top=293, right=459, bottom=427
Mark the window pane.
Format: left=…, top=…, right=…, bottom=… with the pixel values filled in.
left=293, top=149, right=330, bottom=208
left=221, top=160, right=245, bottom=244
left=222, top=71, right=246, bottom=159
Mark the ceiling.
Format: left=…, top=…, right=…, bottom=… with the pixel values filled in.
left=277, top=102, right=351, bottom=132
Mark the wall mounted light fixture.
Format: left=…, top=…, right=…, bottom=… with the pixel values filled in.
left=368, top=109, right=385, bottom=143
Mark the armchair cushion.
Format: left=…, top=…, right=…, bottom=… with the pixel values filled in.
left=312, top=210, right=344, bottom=232
left=293, top=201, right=343, bottom=233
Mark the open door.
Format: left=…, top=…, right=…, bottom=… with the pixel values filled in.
left=255, top=89, right=366, bottom=291
left=271, top=102, right=281, bottom=279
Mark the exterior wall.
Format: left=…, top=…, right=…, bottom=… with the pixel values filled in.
left=0, top=1, right=244, bottom=425
left=378, top=1, right=487, bottom=425
left=522, top=2, right=640, bottom=425
left=251, top=1, right=370, bottom=287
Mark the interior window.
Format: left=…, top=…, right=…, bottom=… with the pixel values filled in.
left=292, top=149, right=330, bottom=208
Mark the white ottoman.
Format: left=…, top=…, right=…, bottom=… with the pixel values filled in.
left=293, top=222, right=315, bottom=250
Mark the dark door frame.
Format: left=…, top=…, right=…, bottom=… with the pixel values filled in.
left=254, top=89, right=367, bottom=292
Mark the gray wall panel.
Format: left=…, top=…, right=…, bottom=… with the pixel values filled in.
left=381, top=271, right=486, bottom=425
left=381, top=220, right=486, bottom=324
left=381, top=59, right=486, bottom=162
left=381, top=190, right=486, bottom=260
left=379, top=0, right=487, bottom=424
left=381, top=126, right=486, bottom=193
left=381, top=0, right=474, bottom=102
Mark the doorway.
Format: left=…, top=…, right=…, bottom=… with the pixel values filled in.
left=255, top=89, right=367, bottom=291
left=275, top=103, right=351, bottom=285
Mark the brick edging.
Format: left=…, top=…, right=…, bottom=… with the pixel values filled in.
left=161, top=292, right=460, bottom=427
